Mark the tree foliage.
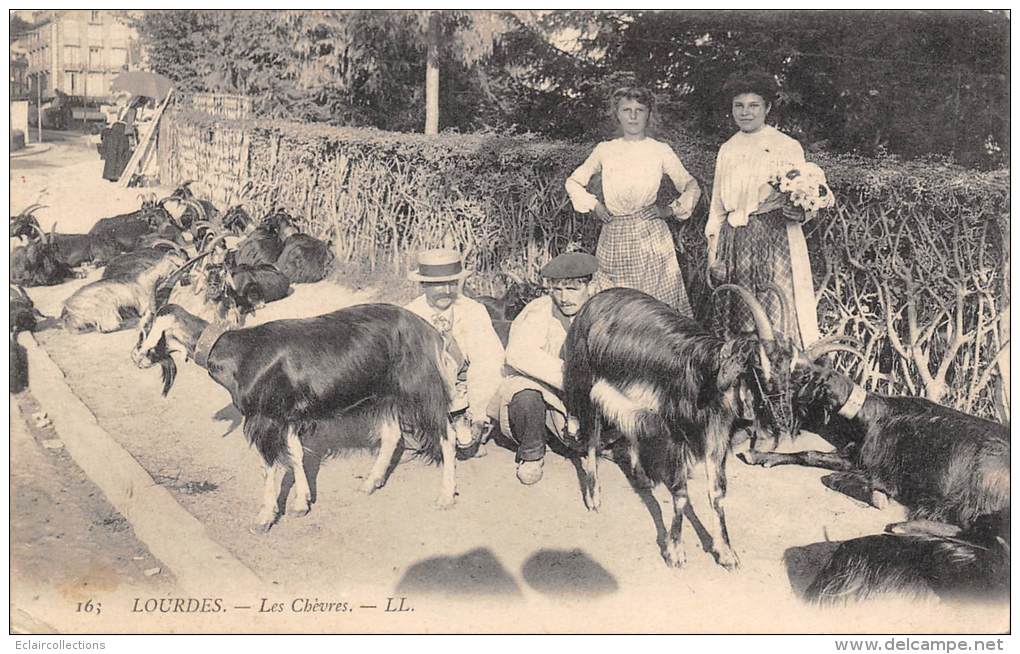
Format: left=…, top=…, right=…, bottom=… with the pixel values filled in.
left=133, top=10, right=1008, bottom=168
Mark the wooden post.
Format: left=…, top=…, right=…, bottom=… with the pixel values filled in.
left=117, top=90, right=173, bottom=187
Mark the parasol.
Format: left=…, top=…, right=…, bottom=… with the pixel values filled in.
left=110, top=71, right=175, bottom=102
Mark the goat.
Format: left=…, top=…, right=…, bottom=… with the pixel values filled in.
left=221, top=256, right=291, bottom=310
left=102, top=240, right=189, bottom=281
left=61, top=250, right=188, bottom=333
left=739, top=357, right=1010, bottom=530
left=275, top=219, right=335, bottom=283
left=11, top=223, right=74, bottom=287
left=10, top=284, right=43, bottom=394
left=87, top=194, right=176, bottom=251
left=467, top=275, right=545, bottom=346
left=562, top=286, right=797, bottom=569
left=130, top=303, right=460, bottom=533
left=154, top=235, right=257, bottom=326
left=804, top=509, right=1009, bottom=605
left=235, top=210, right=289, bottom=267
left=14, top=213, right=124, bottom=268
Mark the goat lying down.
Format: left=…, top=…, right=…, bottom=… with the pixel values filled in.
left=740, top=359, right=1010, bottom=530
left=61, top=250, right=187, bottom=333
left=563, top=286, right=797, bottom=570
left=130, top=303, right=460, bottom=533
left=804, top=509, right=1009, bottom=605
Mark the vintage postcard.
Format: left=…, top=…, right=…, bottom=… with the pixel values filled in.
left=8, top=8, right=1010, bottom=640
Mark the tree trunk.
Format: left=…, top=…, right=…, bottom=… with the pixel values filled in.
left=425, top=11, right=440, bottom=135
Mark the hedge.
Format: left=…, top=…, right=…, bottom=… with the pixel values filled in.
left=156, top=109, right=1010, bottom=421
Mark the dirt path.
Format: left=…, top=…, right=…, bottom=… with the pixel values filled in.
left=10, top=392, right=174, bottom=634
left=10, top=136, right=1009, bottom=634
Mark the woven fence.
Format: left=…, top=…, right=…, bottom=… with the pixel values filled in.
left=155, top=105, right=1010, bottom=421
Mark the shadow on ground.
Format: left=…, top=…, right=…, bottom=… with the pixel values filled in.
left=521, top=548, right=618, bottom=597
left=396, top=548, right=522, bottom=597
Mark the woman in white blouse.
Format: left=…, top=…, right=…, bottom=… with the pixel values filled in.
left=565, top=87, right=701, bottom=317
left=707, top=72, right=820, bottom=348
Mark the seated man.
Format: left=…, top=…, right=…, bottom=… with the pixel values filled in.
left=492, top=252, right=598, bottom=485
left=405, top=248, right=505, bottom=451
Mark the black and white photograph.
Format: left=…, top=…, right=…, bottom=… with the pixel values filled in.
left=7, top=8, right=1011, bottom=641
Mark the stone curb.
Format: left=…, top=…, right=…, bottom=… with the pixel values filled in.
left=22, top=331, right=265, bottom=596
left=11, top=143, right=53, bottom=159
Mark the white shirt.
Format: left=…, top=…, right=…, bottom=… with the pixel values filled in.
left=707, top=125, right=806, bottom=239
left=565, top=137, right=696, bottom=217
left=405, top=294, right=505, bottom=421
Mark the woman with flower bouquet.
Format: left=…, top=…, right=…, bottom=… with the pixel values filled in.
left=706, top=71, right=835, bottom=348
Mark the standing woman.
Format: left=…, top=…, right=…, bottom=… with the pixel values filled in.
left=565, top=86, right=701, bottom=317
left=707, top=71, right=820, bottom=348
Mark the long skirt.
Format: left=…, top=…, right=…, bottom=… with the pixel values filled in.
left=594, top=211, right=693, bottom=318
left=714, top=208, right=819, bottom=348
left=101, top=123, right=132, bottom=182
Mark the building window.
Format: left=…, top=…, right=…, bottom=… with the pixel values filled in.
left=90, top=10, right=102, bottom=24
left=64, top=45, right=80, bottom=67
left=89, top=47, right=102, bottom=69
left=65, top=71, right=79, bottom=94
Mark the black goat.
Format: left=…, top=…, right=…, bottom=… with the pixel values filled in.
left=10, top=284, right=43, bottom=394
left=87, top=194, right=176, bottom=251
left=563, top=286, right=796, bottom=569
left=225, top=260, right=291, bottom=310
left=235, top=210, right=289, bottom=267
left=740, top=359, right=1010, bottom=530
left=804, top=509, right=1010, bottom=605
left=275, top=220, right=335, bottom=283
left=11, top=225, right=74, bottom=287
left=468, top=277, right=545, bottom=346
left=130, top=303, right=460, bottom=533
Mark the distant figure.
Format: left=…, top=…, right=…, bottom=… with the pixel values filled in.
left=102, top=95, right=144, bottom=182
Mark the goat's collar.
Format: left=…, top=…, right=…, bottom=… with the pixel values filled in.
left=194, top=322, right=230, bottom=369
left=837, top=383, right=868, bottom=420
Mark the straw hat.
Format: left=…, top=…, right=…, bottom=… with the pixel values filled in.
left=407, top=249, right=472, bottom=283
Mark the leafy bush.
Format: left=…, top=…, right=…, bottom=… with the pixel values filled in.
left=158, top=110, right=1009, bottom=420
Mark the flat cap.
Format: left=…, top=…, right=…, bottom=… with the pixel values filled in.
left=540, top=252, right=598, bottom=279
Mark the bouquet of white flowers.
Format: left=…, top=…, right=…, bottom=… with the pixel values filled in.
left=769, top=161, right=836, bottom=217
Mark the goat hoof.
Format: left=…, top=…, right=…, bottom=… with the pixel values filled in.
left=290, top=501, right=311, bottom=517
left=715, top=549, right=740, bottom=571
left=433, top=496, right=456, bottom=510
left=249, top=519, right=275, bottom=535
left=663, top=546, right=686, bottom=569
left=358, top=478, right=383, bottom=495
left=870, top=490, right=890, bottom=510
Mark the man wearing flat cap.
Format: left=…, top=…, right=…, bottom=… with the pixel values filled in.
left=492, top=252, right=599, bottom=485
left=406, top=249, right=505, bottom=451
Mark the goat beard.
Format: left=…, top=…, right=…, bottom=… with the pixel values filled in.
left=150, top=335, right=178, bottom=397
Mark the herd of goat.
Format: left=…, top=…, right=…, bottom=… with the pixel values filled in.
left=9, top=185, right=1009, bottom=608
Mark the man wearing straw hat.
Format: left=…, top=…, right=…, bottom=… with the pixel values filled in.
left=492, top=252, right=598, bottom=485
left=405, top=249, right=505, bottom=454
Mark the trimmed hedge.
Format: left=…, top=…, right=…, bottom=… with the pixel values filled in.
left=157, top=110, right=1009, bottom=420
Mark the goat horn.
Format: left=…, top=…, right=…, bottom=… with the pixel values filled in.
left=200, top=233, right=230, bottom=255
left=808, top=342, right=868, bottom=364
left=157, top=250, right=217, bottom=295
left=712, top=284, right=775, bottom=343
left=759, top=282, right=789, bottom=334
left=18, top=203, right=47, bottom=217
left=805, top=334, right=865, bottom=361
left=147, top=238, right=188, bottom=254
left=23, top=221, right=46, bottom=242
left=184, top=198, right=208, bottom=223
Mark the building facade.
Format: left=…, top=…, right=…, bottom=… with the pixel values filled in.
left=17, top=10, right=136, bottom=100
